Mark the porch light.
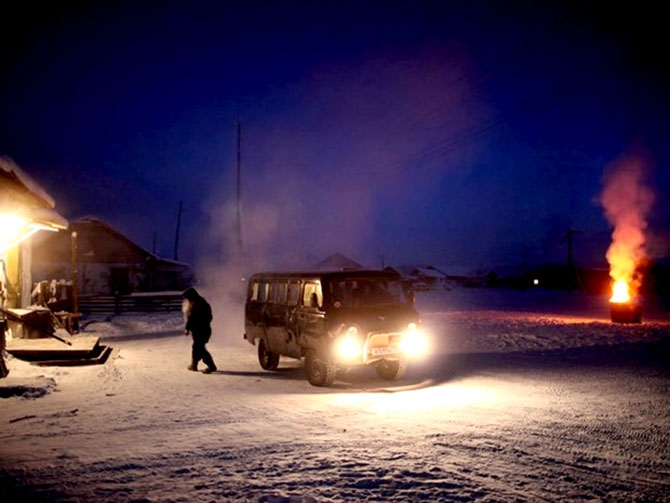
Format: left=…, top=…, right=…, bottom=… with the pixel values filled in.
left=0, top=213, right=59, bottom=254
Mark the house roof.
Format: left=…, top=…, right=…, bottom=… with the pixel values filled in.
left=311, top=252, right=366, bottom=271
left=72, top=217, right=190, bottom=267
left=410, top=266, right=448, bottom=278
left=0, top=156, right=55, bottom=209
left=0, top=156, right=68, bottom=231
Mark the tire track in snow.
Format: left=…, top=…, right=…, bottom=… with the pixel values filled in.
left=3, top=428, right=669, bottom=503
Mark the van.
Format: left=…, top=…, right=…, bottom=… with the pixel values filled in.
left=244, top=269, right=428, bottom=386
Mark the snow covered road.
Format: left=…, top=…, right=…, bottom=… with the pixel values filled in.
left=1, top=290, right=669, bottom=502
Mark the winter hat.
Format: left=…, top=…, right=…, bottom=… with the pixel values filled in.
left=182, top=287, right=199, bottom=301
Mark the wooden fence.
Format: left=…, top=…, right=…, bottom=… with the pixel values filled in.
left=78, top=294, right=183, bottom=315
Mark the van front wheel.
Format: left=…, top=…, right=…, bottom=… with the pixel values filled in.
left=375, top=359, right=407, bottom=381
left=258, top=339, right=280, bottom=370
left=305, top=350, right=336, bottom=387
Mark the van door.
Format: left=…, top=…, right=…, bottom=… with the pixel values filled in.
left=284, top=279, right=302, bottom=358
left=296, top=281, right=326, bottom=352
left=245, top=279, right=268, bottom=344
left=265, top=280, right=289, bottom=354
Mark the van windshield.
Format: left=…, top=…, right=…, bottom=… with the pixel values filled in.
left=324, top=278, right=408, bottom=308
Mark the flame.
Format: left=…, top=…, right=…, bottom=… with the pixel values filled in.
left=610, top=279, right=630, bottom=303
left=600, top=155, right=654, bottom=307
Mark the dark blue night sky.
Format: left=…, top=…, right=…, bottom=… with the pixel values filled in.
left=1, top=1, right=668, bottom=274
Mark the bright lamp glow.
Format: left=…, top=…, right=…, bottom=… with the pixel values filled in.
left=0, top=214, right=32, bottom=254
left=0, top=214, right=28, bottom=242
left=0, top=213, right=58, bottom=254
left=400, top=323, right=428, bottom=357
left=337, top=326, right=362, bottom=360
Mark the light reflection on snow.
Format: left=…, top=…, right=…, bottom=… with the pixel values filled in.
left=334, top=383, right=492, bottom=412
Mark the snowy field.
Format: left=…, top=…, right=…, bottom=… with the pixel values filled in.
left=1, top=287, right=669, bottom=502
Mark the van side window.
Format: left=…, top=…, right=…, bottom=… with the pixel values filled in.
left=249, top=281, right=259, bottom=301
left=287, top=281, right=300, bottom=306
left=258, top=282, right=269, bottom=303
left=269, top=281, right=287, bottom=304
left=303, top=282, right=323, bottom=309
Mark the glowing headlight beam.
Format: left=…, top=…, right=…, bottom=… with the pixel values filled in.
left=337, top=328, right=362, bottom=360
left=400, top=324, right=429, bottom=357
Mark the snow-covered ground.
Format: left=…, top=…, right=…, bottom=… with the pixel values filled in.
left=1, top=288, right=669, bottom=502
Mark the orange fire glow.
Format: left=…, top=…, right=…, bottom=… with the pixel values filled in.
left=607, top=239, right=638, bottom=303
left=600, top=155, right=654, bottom=307
left=610, top=279, right=630, bottom=303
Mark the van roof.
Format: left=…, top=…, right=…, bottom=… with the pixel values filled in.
left=249, top=269, right=400, bottom=281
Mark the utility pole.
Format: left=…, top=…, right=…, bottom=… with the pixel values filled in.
left=236, top=121, right=244, bottom=258
left=562, top=229, right=582, bottom=293
left=174, top=201, right=182, bottom=261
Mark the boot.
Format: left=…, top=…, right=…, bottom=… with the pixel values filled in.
left=187, top=360, right=198, bottom=371
left=202, top=352, right=217, bottom=374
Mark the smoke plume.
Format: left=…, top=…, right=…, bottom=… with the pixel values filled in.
left=599, top=154, right=655, bottom=295
left=195, top=44, right=492, bottom=344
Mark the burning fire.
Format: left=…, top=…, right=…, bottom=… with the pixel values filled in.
left=600, top=155, right=654, bottom=306
left=610, top=279, right=630, bottom=303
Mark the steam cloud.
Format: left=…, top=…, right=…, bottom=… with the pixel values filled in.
left=599, top=154, right=655, bottom=295
left=207, top=44, right=489, bottom=271
left=196, top=45, right=492, bottom=344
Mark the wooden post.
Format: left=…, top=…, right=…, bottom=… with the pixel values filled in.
left=70, top=231, right=79, bottom=314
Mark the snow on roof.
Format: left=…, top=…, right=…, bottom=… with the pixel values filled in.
left=0, top=156, right=68, bottom=230
left=410, top=266, right=448, bottom=278
left=28, top=206, right=68, bottom=230
left=311, top=252, right=366, bottom=270
left=0, top=156, right=56, bottom=208
left=72, top=216, right=190, bottom=266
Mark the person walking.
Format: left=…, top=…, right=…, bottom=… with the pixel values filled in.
left=182, top=287, right=217, bottom=374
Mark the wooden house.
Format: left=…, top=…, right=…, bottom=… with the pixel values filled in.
left=0, top=156, right=68, bottom=308
left=32, top=217, right=191, bottom=296
left=1, top=157, right=69, bottom=376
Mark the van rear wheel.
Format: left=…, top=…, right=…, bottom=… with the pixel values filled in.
left=258, top=339, right=280, bottom=370
left=305, top=350, right=336, bottom=387
left=375, top=359, right=407, bottom=381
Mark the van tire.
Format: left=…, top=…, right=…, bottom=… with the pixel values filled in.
left=305, top=350, right=336, bottom=387
left=258, top=339, right=280, bottom=370
left=375, top=359, right=407, bottom=381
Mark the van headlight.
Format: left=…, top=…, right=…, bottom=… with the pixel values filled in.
left=400, top=323, right=428, bottom=357
left=337, top=326, right=362, bottom=360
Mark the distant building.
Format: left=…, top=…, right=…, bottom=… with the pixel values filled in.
left=32, top=217, right=191, bottom=296
left=390, top=265, right=451, bottom=290
left=311, top=252, right=366, bottom=271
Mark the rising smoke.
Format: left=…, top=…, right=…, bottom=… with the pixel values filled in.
left=196, top=45, right=492, bottom=343
left=599, top=153, right=655, bottom=295
left=208, top=45, right=488, bottom=270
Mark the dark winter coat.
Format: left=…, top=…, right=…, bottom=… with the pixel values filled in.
left=183, top=288, right=212, bottom=341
